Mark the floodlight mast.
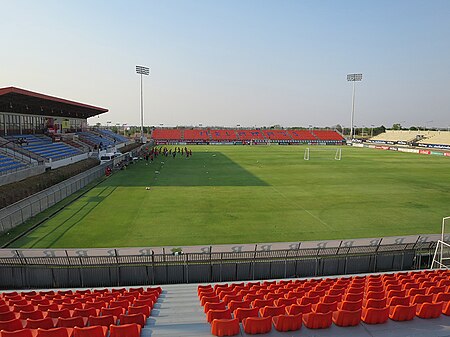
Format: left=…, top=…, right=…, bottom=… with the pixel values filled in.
left=347, top=73, right=363, bottom=141
left=136, top=65, right=150, bottom=143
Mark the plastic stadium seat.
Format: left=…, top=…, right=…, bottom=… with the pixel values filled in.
left=322, top=294, right=342, bottom=304
left=313, top=302, right=337, bottom=313
left=56, top=316, right=85, bottom=328
left=109, top=323, right=141, bottom=337
left=206, top=309, right=232, bottom=323
left=127, top=305, right=151, bottom=317
left=37, top=304, right=59, bottom=312
left=87, top=315, right=116, bottom=327
left=60, top=303, right=82, bottom=311
left=19, top=310, right=43, bottom=321
left=411, top=294, right=434, bottom=305
left=73, top=326, right=107, bottom=337
left=361, top=307, right=389, bottom=324
left=211, top=318, right=240, bottom=336
left=286, top=290, right=305, bottom=299
left=13, top=305, right=34, bottom=313
left=201, top=296, right=220, bottom=306
left=338, top=299, right=363, bottom=311
left=36, top=327, right=73, bottom=337
left=364, top=297, right=387, bottom=309
left=365, top=291, right=386, bottom=300
left=242, top=316, right=272, bottom=334
left=259, top=305, right=285, bottom=317
left=118, top=313, right=146, bottom=327
left=222, top=295, right=242, bottom=305
left=416, top=302, right=443, bottom=319
left=204, top=302, right=227, bottom=314
left=0, top=329, right=34, bottom=337
left=109, top=301, right=129, bottom=310
left=227, top=300, right=251, bottom=312
left=272, top=314, right=302, bottom=332
left=46, top=309, right=71, bottom=319
left=132, top=298, right=153, bottom=308
left=387, top=296, right=410, bottom=307
left=274, top=298, right=297, bottom=307
left=366, top=285, right=384, bottom=293
left=344, top=292, right=364, bottom=302
left=9, top=300, right=28, bottom=307
left=72, top=308, right=96, bottom=318
left=302, top=311, right=332, bottom=329
left=264, top=293, right=284, bottom=301
left=298, top=295, right=320, bottom=305
left=0, top=318, right=23, bottom=332
left=332, top=309, right=361, bottom=327
left=251, top=299, right=274, bottom=309
left=243, top=294, right=264, bottom=302
left=100, top=307, right=124, bottom=317
left=25, top=317, right=55, bottom=329
left=389, top=304, right=417, bottom=321
left=427, top=286, right=446, bottom=296
left=0, top=311, right=18, bottom=321
left=84, top=302, right=106, bottom=310
left=234, top=307, right=259, bottom=322
left=286, top=303, right=312, bottom=315
left=407, top=288, right=426, bottom=297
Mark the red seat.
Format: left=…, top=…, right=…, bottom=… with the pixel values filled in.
left=338, top=300, right=362, bottom=311
left=37, top=304, right=59, bottom=312
left=206, top=309, right=232, bottom=323
left=434, top=292, right=450, bottom=303
left=60, top=303, right=82, bottom=311
left=227, top=300, right=251, bottom=312
left=387, top=296, right=410, bottom=307
left=242, top=316, right=272, bottom=334
left=411, top=294, right=434, bottom=305
left=274, top=298, right=296, bottom=307
left=361, top=307, right=389, bottom=324
left=84, top=302, right=107, bottom=311
left=416, top=302, right=443, bottom=319
left=251, top=299, right=273, bottom=309
left=387, top=290, right=406, bottom=298
left=0, top=318, right=23, bottom=332
left=0, top=329, right=34, bottom=337
left=259, top=305, right=285, bottom=317
left=109, top=323, right=141, bottom=337
left=45, top=309, right=71, bottom=319
left=298, top=296, right=320, bottom=305
left=73, top=326, right=107, bottom=337
left=313, top=301, right=337, bottom=313
left=201, top=296, right=220, bottom=306
left=36, top=327, right=73, bottom=337
left=332, top=309, right=361, bottom=327
left=13, top=305, right=34, bottom=313
left=87, top=315, right=116, bottom=327
left=233, top=307, right=259, bottom=322
left=210, top=318, right=240, bottom=337
left=427, top=286, right=446, bottom=296
left=407, top=288, right=426, bottom=297
left=285, top=290, right=305, bottom=299
left=365, top=291, right=385, bottom=300
left=0, top=311, right=18, bottom=321
left=302, top=311, right=332, bottom=329
left=286, top=303, right=311, bottom=315
left=127, top=305, right=151, bottom=317
left=322, top=294, right=342, bottom=304
left=204, top=302, right=227, bottom=313
left=25, top=317, right=55, bottom=329
left=364, top=297, right=387, bottom=309
left=56, top=316, right=85, bottom=328
left=119, top=313, right=146, bottom=327
left=272, top=313, right=302, bottom=332
left=109, top=301, right=129, bottom=310
left=100, top=307, right=123, bottom=317
left=72, top=308, right=96, bottom=318
left=344, top=292, right=364, bottom=302
left=389, top=304, right=417, bottom=321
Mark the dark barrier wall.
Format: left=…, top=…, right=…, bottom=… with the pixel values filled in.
left=0, top=241, right=436, bottom=289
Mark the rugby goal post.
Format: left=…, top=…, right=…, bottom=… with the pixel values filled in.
left=431, top=216, right=450, bottom=269
left=303, top=147, right=342, bottom=161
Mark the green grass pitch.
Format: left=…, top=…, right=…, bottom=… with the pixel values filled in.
left=9, top=145, right=450, bottom=248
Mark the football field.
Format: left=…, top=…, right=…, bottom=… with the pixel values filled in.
left=9, top=145, right=450, bottom=248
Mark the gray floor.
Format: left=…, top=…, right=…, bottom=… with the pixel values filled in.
left=145, top=283, right=450, bottom=337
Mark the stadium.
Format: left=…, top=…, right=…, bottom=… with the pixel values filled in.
left=1, top=1, right=450, bottom=337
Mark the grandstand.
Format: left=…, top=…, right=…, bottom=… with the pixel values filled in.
left=0, top=153, right=26, bottom=175
left=151, top=128, right=345, bottom=144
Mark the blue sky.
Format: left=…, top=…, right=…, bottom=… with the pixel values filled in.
left=1, top=0, right=449, bottom=128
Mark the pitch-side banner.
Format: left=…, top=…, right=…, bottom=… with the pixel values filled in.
left=0, top=234, right=443, bottom=258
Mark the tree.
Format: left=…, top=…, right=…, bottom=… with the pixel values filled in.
left=392, top=123, right=402, bottom=130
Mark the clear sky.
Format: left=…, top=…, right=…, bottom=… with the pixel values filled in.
left=1, top=0, right=449, bottom=129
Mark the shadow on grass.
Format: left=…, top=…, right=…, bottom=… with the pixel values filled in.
left=103, top=152, right=269, bottom=187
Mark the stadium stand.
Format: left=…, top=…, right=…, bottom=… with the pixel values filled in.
left=287, top=129, right=317, bottom=141
left=262, top=129, right=292, bottom=141
left=417, top=131, right=450, bottom=147
left=236, top=129, right=265, bottom=141
left=369, top=130, right=426, bottom=144
left=0, top=153, right=26, bottom=174
left=198, top=269, right=450, bottom=335
left=210, top=129, right=238, bottom=142
left=77, top=132, right=115, bottom=150
left=6, top=135, right=82, bottom=161
left=312, top=130, right=344, bottom=141
left=151, top=128, right=183, bottom=142
left=97, top=129, right=129, bottom=144
left=184, top=129, right=210, bottom=142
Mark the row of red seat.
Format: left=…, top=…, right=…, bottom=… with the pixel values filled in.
left=198, top=270, right=450, bottom=336
left=151, top=128, right=344, bottom=142
left=0, top=323, right=141, bottom=337
left=0, top=287, right=162, bottom=337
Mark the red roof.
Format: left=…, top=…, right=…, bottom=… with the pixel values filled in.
left=0, top=86, right=108, bottom=119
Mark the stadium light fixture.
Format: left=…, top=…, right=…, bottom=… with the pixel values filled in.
left=136, top=65, right=150, bottom=143
left=347, top=73, right=363, bottom=140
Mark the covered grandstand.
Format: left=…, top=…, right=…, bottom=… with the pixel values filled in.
left=0, top=87, right=130, bottom=180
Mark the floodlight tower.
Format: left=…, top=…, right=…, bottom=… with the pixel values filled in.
left=136, top=65, right=150, bottom=143
left=347, top=73, right=363, bottom=140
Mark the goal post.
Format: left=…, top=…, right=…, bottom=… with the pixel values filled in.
left=431, top=216, right=450, bottom=269
left=303, top=147, right=342, bottom=161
